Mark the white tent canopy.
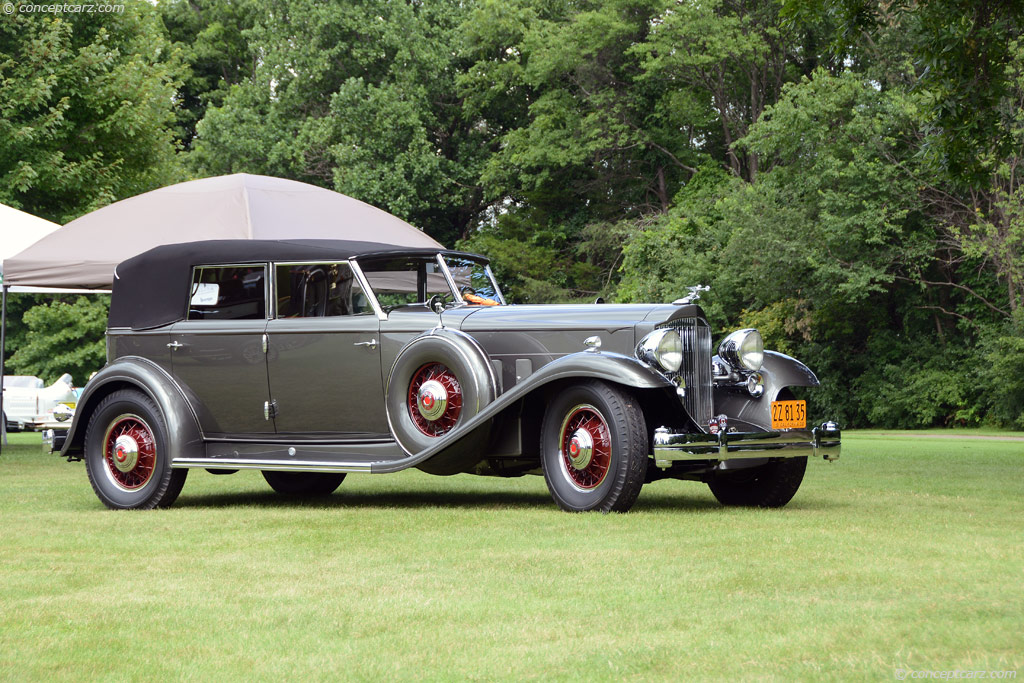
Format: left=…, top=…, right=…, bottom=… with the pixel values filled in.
left=0, top=204, right=62, bottom=290
left=2, top=173, right=443, bottom=289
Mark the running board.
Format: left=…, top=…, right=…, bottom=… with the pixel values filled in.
left=172, top=439, right=406, bottom=473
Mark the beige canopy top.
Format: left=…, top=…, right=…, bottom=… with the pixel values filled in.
left=0, top=204, right=61, bottom=282
left=1, top=174, right=443, bottom=289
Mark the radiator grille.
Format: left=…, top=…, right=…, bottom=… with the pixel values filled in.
left=658, top=317, right=713, bottom=429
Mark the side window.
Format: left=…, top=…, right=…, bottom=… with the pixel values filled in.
left=359, top=257, right=450, bottom=309
left=275, top=262, right=373, bottom=318
left=187, top=265, right=267, bottom=321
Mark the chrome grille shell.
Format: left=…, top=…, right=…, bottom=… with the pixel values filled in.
left=657, top=317, right=713, bottom=430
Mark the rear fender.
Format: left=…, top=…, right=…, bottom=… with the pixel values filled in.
left=59, top=357, right=204, bottom=463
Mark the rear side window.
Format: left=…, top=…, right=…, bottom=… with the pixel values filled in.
left=187, top=265, right=267, bottom=320
left=275, top=262, right=374, bottom=318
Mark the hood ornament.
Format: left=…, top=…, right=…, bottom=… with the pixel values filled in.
left=673, top=285, right=709, bottom=305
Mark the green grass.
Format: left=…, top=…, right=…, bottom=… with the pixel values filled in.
left=0, top=430, right=1021, bottom=681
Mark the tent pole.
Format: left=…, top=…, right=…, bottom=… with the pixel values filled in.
left=1, top=285, right=7, bottom=451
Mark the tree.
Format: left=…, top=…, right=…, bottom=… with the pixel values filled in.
left=0, top=1, right=183, bottom=223
left=159, top=0, right=259, bottom=150
left=190, top=0, right=491, bottom=247
left=7, top=297, right=109, bottom=386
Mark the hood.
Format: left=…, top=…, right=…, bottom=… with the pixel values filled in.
left=454, top=302, right=708, bottom=360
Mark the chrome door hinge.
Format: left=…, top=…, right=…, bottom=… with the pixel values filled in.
left=263, top=400, right=278, bottom=420
left=262, top=333, right=268, bottom=354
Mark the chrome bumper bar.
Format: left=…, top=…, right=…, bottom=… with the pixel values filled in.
left=652, top=421, right=841, bottom=468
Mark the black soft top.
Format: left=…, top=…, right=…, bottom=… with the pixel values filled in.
left=108, top=239, right=446, bottom=330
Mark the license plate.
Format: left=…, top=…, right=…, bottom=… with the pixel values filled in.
left=771, top=400, right=806, bottom=430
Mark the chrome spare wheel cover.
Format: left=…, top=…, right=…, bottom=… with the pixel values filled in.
left=567, top=428, right=594, bottom=470
left=112, top=434, right=140, bottom=472
left=417, top=379, right=449, bottom=421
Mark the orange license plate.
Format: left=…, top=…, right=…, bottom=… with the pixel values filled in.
left=771, top=400, right=806, bottom=430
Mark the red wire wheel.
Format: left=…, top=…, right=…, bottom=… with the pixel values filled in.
left=407, top=363, right=463, bottom=436
left=102, top=414, right=157, bottom=491
left=558, top=405, right=612, bottom=490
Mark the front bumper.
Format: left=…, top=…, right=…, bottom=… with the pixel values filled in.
left=42, top=429, right=68, bottom=454
left=652, top=421, right=841, bottom=468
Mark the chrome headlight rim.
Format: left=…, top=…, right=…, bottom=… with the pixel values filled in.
left=636, top=329, right=683, bottom=373
left=718, top=328, right=764, bottom=372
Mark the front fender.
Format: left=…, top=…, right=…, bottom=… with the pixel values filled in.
left=714, top=350, right=820, bottom=431
left=374, top=351, right=670, bottom=473
left=60, top=357, right=204, bottom=463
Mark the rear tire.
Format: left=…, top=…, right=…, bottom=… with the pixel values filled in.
left=540, top=380, right=647, bottom=512
left=261, top=471, right=345, bottom=497
left=84, top=389, right=187, bottom=509
left=707, top=456, right=807, bottom=508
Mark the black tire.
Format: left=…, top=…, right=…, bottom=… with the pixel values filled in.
left=261, top=471, right=345, bottom=496
left=707, top=456, right=807, bottom=508
left=84, top=389, right=188, bottom=510
left=540, top=380, right=648, bottom=512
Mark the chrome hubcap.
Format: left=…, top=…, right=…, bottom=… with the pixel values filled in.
left=417, top=380, right=449, bottom=421
left=112, top=434, right=139, bottom=472
left=567, top=428, right=594, bottom=469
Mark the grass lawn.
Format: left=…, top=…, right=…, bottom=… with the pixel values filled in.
left=0, top=430, right=1021, bottom=680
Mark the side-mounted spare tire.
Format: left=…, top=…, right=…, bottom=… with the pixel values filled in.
left=385, top=328, right=497, bottom=475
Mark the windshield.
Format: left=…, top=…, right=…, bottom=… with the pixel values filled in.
left=442, top=255, right=504, bottom=306
left=357, top=256, right=452, bottom=311
left=355, top=253, right=504, bottom=311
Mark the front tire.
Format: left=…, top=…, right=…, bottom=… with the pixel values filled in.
left=84, top=389, right=187, bottom=510
left=262, top=471, right=345, bottom=497
left=707, top=456, right=807, bottom=508
left=540, top=380, right=647, bottom=512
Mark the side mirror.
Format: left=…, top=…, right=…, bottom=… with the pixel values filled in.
left=426, top=294, right=445, bottom=315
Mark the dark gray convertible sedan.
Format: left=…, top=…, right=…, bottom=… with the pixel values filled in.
left=56, top=239, right=840, bottom=512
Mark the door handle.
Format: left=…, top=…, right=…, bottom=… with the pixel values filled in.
left=353, top=339, right=378, bottom=350
left=167, top=341, right=184, bottom=350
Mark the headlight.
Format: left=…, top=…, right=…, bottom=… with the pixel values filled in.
left=53, top=403, right=75, bottom=423
left=718, top=329, right=763, bottom=371
left=636, top=329, right=682, bottom=373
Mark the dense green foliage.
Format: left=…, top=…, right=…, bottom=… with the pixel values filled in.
left=2, top=0, right=1022, bottom=427
left=7, top=297, right=108, bottom=386
left=0, top=1, right=182, bottom=223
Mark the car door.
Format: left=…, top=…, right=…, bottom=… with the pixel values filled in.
left=265, top=261, right=388, bottom=437
left=169, top=264, right=274, bottom=436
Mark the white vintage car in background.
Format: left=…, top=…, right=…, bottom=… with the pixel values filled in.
left=2, top=374, right=78, bottom=431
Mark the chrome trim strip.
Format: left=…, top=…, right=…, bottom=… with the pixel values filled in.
left=484, top=265, right=506, bottom=305
left=172, top=458, right=372, bottom=473
left=201, top=436, right=395, bottom=444
left=348, top=259, right=387, bottom=320
left=436, top=253, right=463, bottom=303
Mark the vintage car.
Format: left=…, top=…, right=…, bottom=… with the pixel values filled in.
left=55, top=239, right=840, bottom=512
left=3, top=373, right=77, bottom=431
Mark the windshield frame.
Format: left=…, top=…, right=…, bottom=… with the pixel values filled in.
left=349, top=250, right=505, bottom=318
left=437, top=253, right=505, bottom=307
